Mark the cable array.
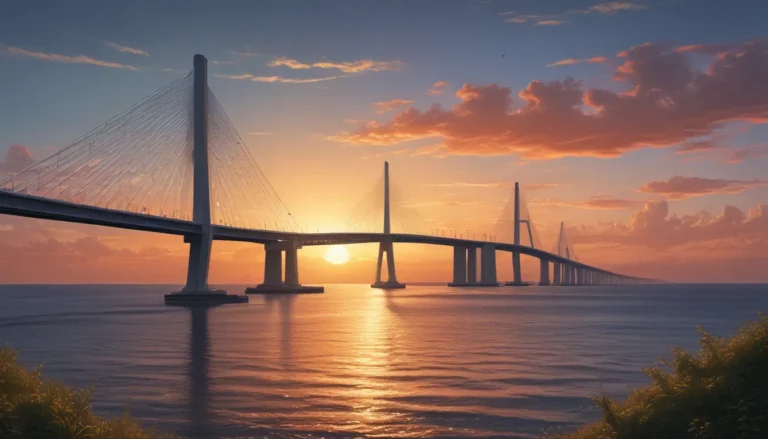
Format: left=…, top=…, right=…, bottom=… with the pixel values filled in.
left=1, top=73, right=195, bottom=219
left=492, top=186, right=543, bottom=248
left=553, top=223, right=580, bottom=262
left=206, top=87, right=297, bottom=231
left=344, top=169, right=432, bottom=234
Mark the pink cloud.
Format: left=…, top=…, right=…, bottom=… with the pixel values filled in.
left=638, top=176, right=768, bottom=200
left=331, top=39, right=768, bottom=159
left=268, top=57, right=403, bottom=73
left=0, top=144, right=34, bottom=174
left=536, top=20, right=566, bottom=26
left=676, top=139, right=718, bottom=154
left=728, top=143, right=768, bottom=163
left=532, top=196, right=642, bottom=210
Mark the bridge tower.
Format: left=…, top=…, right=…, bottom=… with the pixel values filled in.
left=506, top=182, right=526, bottom=286
left=166, top=55, right=246, bottom=304
left=371, top=161, right=405, bottom=289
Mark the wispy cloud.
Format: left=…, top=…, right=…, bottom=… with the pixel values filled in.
left=503, top=2, right=646, bottom=25
left=231, top=50, right=262, bottom=58
left=248, top=132, right=274, bottom=135
left=105, top=41, right=148, bottom=56
left=638, top=176, right=768, bottom=200
left=428, top=81, right=447, bottom=95
left=547, top=56, right=606, bottom=67
left=214, top=73, right=346, bottom=84
left=426, top=182, right=511, bottom=188
left=268, top=57, right=404, bottom=73
left=536, top=19, right=566, bottom=26
left=532, top=196, right=642, bottom=210
left=523, top=183, right=571, bottom=190
left=374, top=99, right=413, bottom=113
left=1, top=44, right=138, bottom=70
left=728, top=143, right=768, bottom=163
left=210, top=59, right=240, bottom=65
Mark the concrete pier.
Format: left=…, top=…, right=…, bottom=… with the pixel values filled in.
left=248, top=240, right=324, bottom=294
left=553, top=261, right=561, bottom=285
left=539, top=258, right=550, bottom=286
left=480, top=243, right=499, bottom=286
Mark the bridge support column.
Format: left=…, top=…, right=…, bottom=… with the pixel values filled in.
left=480, top=243, right=498, bottom=286
left=553, top=261, right=561, bottom=285
left=263, top=247, right=283, bottom=286
left=166, top=54, right=246, bottom=305
left=448, top=246, right=468, bottom=286
left=247, top=240, right=324, bottom=294
left=371, top=239, right=405, bottom=289
left=539, top=258, right=550, bottom=286
left=467, top=247, right=477, bottom=285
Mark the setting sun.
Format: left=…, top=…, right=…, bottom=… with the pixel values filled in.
left=324, top=245, right=350, bottom=265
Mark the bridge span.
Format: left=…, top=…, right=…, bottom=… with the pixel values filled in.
left=0, top=55, right=653, bottom=305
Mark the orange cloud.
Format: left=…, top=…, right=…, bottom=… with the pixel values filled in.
left=373, top=99, right=413, bottom=113
left=428, top=81, right=447, bottom=95
left=533, top=197, right=642, bottom=210
left=547, top=56, right=606, bottom=67
left=582, top=2, right=646, bottom=15
left=522, top=183, right=571, bottom=190
left=637, top=176, right=768, bottom=200
left=676, top=139, right=718, bottom=154
left=331, top=39, right=768, bottom=159
left=268, top=57, right=403, bottom=73
left=1, top=43, right=138, bottom=70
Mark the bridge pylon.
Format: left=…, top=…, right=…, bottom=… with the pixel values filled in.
left=505, top=182, right=527, bottom=286
left=166, top=55, right=246, bottom=305
left=371, top=161, right=405, bottom=289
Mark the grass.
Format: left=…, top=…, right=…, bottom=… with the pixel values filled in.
left=0, top=347, right=176, bottom=439
left=548, top=313, right=768, bottom=439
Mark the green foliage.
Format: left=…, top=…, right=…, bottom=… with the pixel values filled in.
left=548, top=314, right=768, bottom=439
left=0, top=348, right=176, bottom=439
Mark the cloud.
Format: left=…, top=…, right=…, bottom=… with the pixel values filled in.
left=1, top=44, right=138, bottom=70
left=536, top=20, right=566, bottom=26
left=533, top=196, right=642, bottom=210
left=429, top=81, right=448, bottom=95
left=248, top=132, right=274, bottom=135
left=269, top=57, right=403, bottom=73
left=637, top=176, right=768, bottom=200
left=426, top=182, right=511, bottom=188
left=728, top=143, right=768, bottom=163
left=374, top=99, right=413, bottom=113
left=581, top=2, right=646, bottom=15
left=676, top=139, right=718, bottom=154
left=104, top=41, right=148, bottom=56
left=330, top=39, right=768, bottom=159
left=231, top=50, right=262, bottom=57
left=504, top=2, right=645, bottom=25
left=214, top=73, right=346, bottom=84
left=522, top=183, right=571, bottom=190
left=0, top=144, right=34, bottom=174
left=547, top=56, right=606, bottom=67
left=576, top=200, right=768, bottom=250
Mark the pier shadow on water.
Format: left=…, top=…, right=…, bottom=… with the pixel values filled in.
left=187, top=305, right=213, bottom=439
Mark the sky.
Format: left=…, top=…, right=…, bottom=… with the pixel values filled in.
left=1, top=0, right=767, bottom=284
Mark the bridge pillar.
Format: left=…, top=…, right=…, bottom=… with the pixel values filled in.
left=467, top=247, right=478, bottom=284
left=371, top=238, right=405, bottom=289
left=539, top=258, right=550, bottom=286
left=166, top=54, right=246, bottom=305
left=263, top=246, right=283, bottom=286
left=511, top=182, right=523, bottom=285
left=553, top=261, right=561, bottom=285
left=480, top=243, right=498, bottom=286
left=449, top=246, right=467, bottom=286
left=247, top=240, right=324, bottom=294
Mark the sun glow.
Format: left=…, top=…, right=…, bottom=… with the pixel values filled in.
left=324, top=245, right=350, bottom=265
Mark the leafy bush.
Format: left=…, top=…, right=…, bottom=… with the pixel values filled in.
left=0, top=348, right=176, bottom=439
left=549, top=314, right=768, bottom=439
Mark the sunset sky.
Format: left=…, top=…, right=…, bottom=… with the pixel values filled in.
left=1, top=0, right=767, bottom=284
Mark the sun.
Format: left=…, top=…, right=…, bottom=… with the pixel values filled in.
left=324, top=245, right=350, bottom=265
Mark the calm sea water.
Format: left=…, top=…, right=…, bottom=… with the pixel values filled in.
left=1, top=284, right=767, bottom=438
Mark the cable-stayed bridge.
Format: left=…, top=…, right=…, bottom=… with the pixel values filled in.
left=0, top=55, right=653, bottom=305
